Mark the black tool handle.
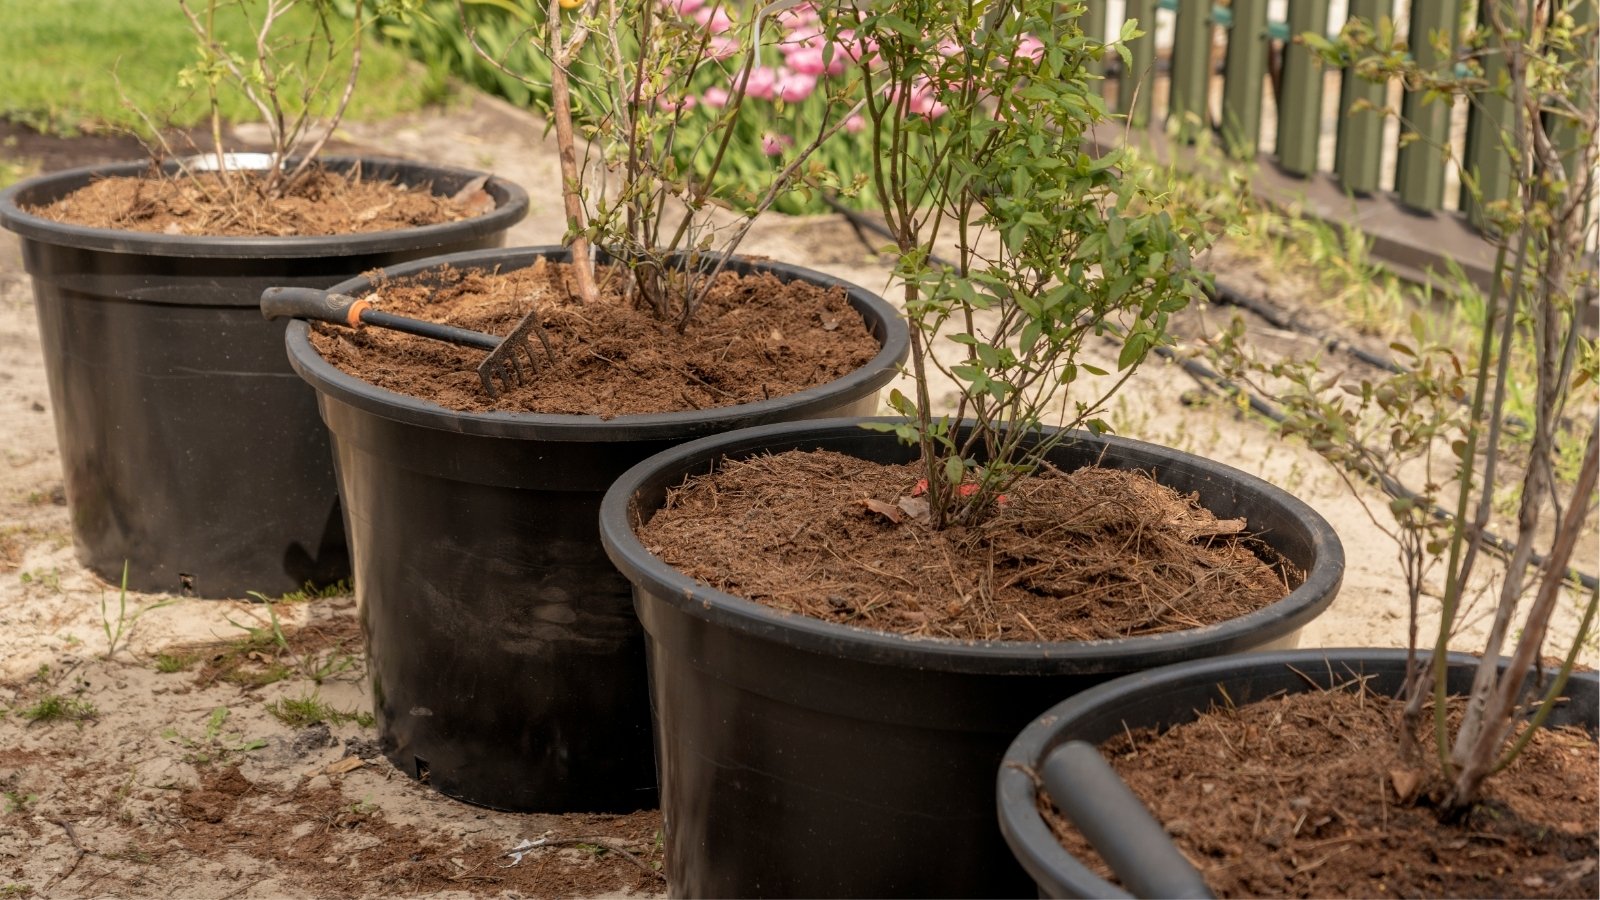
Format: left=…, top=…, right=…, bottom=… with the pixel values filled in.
left=260, top=286, right=501, bottom=351
left=1040, top=741, right=1214, bottom=899
left=260, top=286, right=367, bottom=325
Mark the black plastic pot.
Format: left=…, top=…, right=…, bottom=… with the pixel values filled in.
left=281, top=247, right=907, bottom=813
left=997, top=648, right=1600, bottom=899
left=0, top=158, right=528, bottom=598
left=598, top=419, right=1346, bottom=898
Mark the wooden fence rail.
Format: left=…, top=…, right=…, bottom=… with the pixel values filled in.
left=1088, top=0, right=1596, bottom=236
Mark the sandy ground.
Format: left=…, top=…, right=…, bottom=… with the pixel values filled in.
left=0, top=90, right=1593, bottom=899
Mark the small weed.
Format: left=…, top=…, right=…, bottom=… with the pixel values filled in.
left=154, top=652, right=196, bottom=673
left=19, top=694, right=97, bottom=724
left=18, top=568, right=61, bottom=592
left=266, top=692, right=374, bottom=729
left=0, top=883, right=33, bottom=898
left=233, top=595, right=359, bottom=684
left=2, top=791, right=36, bottom=814
left=272, top=580, right=353, bottom=604
left=161, top=706, right=266, bottom=764
left=164, top=597, right=362, bottom=688
left=225, top=662, right=294, bottom=689
left=102, top=560, right=176, bottom=660
left=32, top=663, right=49, bottom=682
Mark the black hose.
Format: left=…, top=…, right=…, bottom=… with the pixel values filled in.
left=1040, top=741, right=1214, bottom=899
left=1208, top=277, right=1407, bottom=375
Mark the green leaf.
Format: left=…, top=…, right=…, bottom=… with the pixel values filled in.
left=944, top=455, right=966, bottom=486
left=1117, top=333, right=1149, bottom=370
left=887, top=388, right=918, bottom=417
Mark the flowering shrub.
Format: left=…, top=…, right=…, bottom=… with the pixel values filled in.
left=384, top=0, right=946, bottom=212
left=849, top=0, right=1206, bottom=527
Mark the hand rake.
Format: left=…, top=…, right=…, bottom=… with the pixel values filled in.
left=261, top=286, right=555, bottom=398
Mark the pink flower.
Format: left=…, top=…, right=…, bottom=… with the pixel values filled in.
left=694, top=5, right=733, bottom=33
left=658, top=94, right=698, bottom=112
left=1017, top=34, right=1045, bottom=62
left=844, top=114, right=865, bottom=134
left=777, top=2, right=819, bottom=26
left=786, top=46, right=828, bottom=76
left=937, top=37, right=964, bottom=58
left=774, top=70, right=817, bottom=102
left=707, top=34, right=740, bottom=60
left=701, top=86, right=730, bottom=108
left=907, top=79, right=947, bottom=118
left=743, top=65, right=778, bottom=100
left=836, top=29, right=876, bottom=63
left=761, top=132, right=793, bottom=156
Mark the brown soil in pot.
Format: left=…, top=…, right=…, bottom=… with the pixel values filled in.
left=28, top=164, right=488, bottom=236
left=635, top=449, right=1298, bottom=642
left=309, top=257, right=880, bottom=416
left=1041, top=685, right=1600, bottom=898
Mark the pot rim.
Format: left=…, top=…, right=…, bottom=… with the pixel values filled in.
left=283, top=248, right=910, bottom=441
left=994, top=647, right=1600, bottom=899
left=597, top=416, right=1346, bottom=676
left=0, top=156, right=530, bottom=258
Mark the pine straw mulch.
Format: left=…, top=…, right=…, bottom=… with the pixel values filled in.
left=1040, top=682, right=1599, bottom=898
left=310, top=257, right=881, bottom=416
left=635, top=449, right=1299, bottom=642
left=27, top=164, right=491, bottom=236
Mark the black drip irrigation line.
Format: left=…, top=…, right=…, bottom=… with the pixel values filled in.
left=1207, top=277, right=1407, bottom=375
left=1155, top=344, right=1599, bottom=593
left=820, top=192, right=1600, bottom=594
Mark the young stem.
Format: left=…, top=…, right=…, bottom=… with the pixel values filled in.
left=548, top=0, right=599, bottom=304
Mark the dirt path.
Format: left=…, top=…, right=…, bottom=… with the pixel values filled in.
left=0, top=90, right=1592, bottom=899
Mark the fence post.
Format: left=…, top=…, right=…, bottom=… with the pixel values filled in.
left=1118, top=0, right=1158, bottom=128
left=1334, top=0, right=1392, bottom=194
left=1221, top=0, right=1270, bottom=156
left=1277, top=0, right=1332, bottom=176
left=1395, top=0, right=1461, bottom=212
left=1171, top=0, right=1213, bottom=138
left=1462, top=0, right=1515, bottom=229
left=1547, top=0, right=1598, bottom=180
left=1083, top=0, right=1108, bottom=75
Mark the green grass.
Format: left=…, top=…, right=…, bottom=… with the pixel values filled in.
left=0, top=0, right=437, bottom=137
left=154, top=652, right=197, bottom=673
left=0, top=158, right=34, bottom=190
left=18, top=694, right=97, bottom=723
left=268, top=579, right=353, bottom=604
left=265, top=692, right=373, bottom=728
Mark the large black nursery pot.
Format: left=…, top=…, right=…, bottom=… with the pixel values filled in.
left=280, top=247, right=907, bottom=813
left=0, top=158, right=528, bottom=598
left=997, top=648, right=1600, bottom=899
left=598, top=418, right=1346, bottom=898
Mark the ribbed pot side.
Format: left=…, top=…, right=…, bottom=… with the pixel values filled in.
left=283, top=249, right=909, bottom=813
left=598, top=418, right=1346, bottom=898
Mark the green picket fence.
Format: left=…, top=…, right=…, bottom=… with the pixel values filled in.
left=1088, top=0, right=1596, bottom=231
